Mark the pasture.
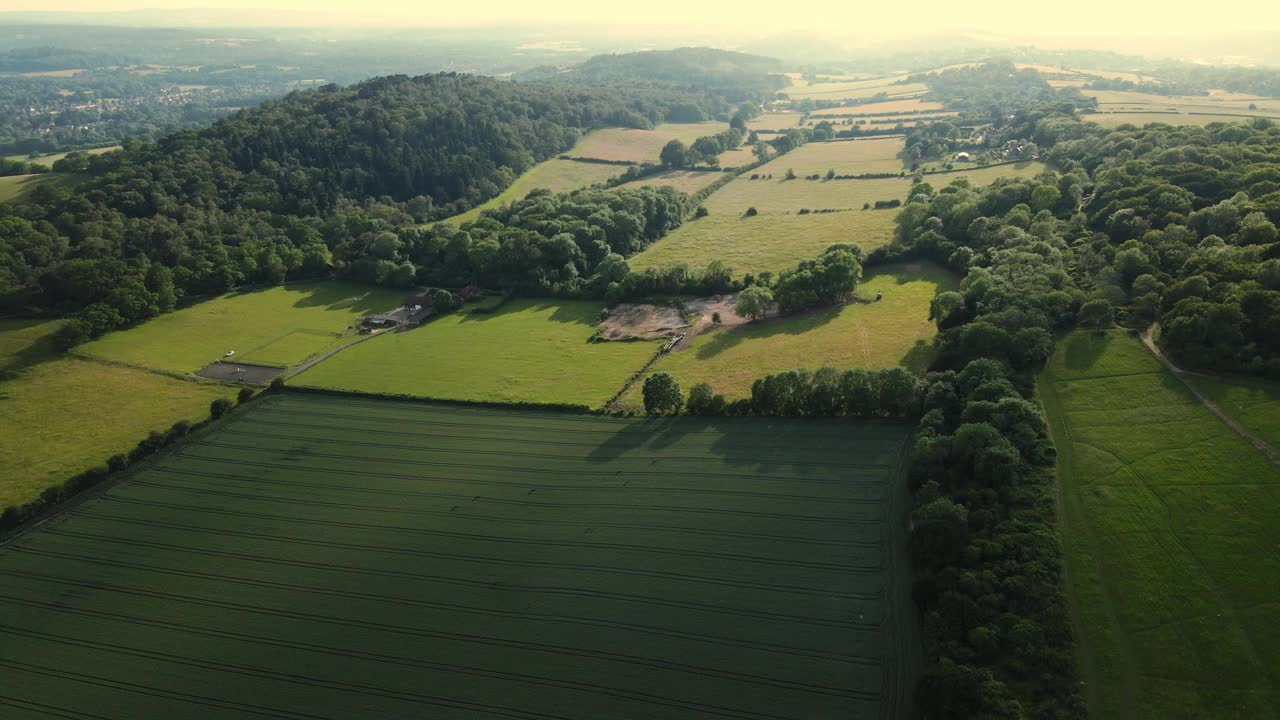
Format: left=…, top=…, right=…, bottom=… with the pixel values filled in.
left=5, top=145, right=121, bottom=167
left=1083, top=113, right=1259, bottom=128
left=628, top=161, right=1046, bottom=276
left=748, top=112, right=806, bottom=132
left=784, top=75, right=927, bottom=102
left=617, top=264, right=951, bottom=406
left=1039, top=330, right=1280, bottom=720
left=0, top=319, right=233, bottom=509
left=0, top=392, right=918, bottom=719
left=758, top=137, right=907, bottom=176
left=450, top=159, right=622, bottom=224
left=78, top=282, right=404, bottom=375
left=294, top=299, right=656, bottom=408
left=811, top=98, right=946, bottom=116
left=571, top=122, right=727, bottom=163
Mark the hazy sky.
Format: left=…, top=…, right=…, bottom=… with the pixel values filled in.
left=6, top=1, right=1280, bottom=36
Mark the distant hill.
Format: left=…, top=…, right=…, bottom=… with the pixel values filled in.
left=519, top=47, right=786, bottom=102
left=0, top=46, right=120, bottom=73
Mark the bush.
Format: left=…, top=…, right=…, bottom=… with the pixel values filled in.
left=210, top=398, right=234, bottom=419
left=269, top=377, right=286, bottom=391
left=744, top=207, right=758, bottom=217
left=712, top=311, right=722, bottom=324
left=695, top=205, right=709, bottom=218
left=237, top=387, right=254, bottom=404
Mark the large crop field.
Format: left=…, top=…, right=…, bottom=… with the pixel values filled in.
left=1039, top=330, right=1280, bottom=719
left=294, top=299, right=656, bottom=407
left=0, top=392, right=919, bottom=719
left=618, top=264, right=952, bottom=406
left=78, top=282, right=403, bottom=374
left=784, top=75, right=927, bottom=102
left=629, top=161, right=1046, bottom=276
left=0, top=319, right=233, bottom=509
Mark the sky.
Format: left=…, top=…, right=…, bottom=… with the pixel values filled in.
left=5, top=1, right=1280, bottom=36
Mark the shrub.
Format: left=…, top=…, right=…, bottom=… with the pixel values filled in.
left=210, top=398, right=234, bottom=418
left=695, top=205, right=709, bottom=218
left=237, top=387, right=254, bottom=404
left=712, top=311, right=722, bottom=324
left=744, top=207, right=758, bottom=217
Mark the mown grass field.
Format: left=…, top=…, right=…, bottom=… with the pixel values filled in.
left=450, top=159, right=622, bottom=224
left=0, top=319, right=233, bottom=509
left=572, top=122, right=727, bottom=163
left=785, top=75, right=927, bottom=102
left=1039, top=330, right=1280, bottom=720
left=748, top=112, right=806, bottom=132
left=0, top=392, right=918, bottom=719
left=295, top=299, right=656, bottom=407
left=629, top=161, right=1046, bottom=277
left=5, top=145, right=121, bottom=167
left=618, top=264, right=952, bottom=407
left=78, top=282, right=403, bottom=374
left=1083, top=113, right=1259, bottom=128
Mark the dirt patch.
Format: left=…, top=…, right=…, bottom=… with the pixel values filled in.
left=195, top=361, right=283, bottom=385
left=598, top=294, right=757, bottom=346
left=598, top=303, right=687, bottom=341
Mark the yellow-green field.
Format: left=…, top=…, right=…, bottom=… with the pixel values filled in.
left=811, top=98, right=946, bottom=116
left=617, top=168, right=727, bottom=194
left=294, top=299, right=657, bottom=407
left=749, top=112, right=806, bottom=131
left=617, top=263, right=952, bottom=407
left=5, top=145, right=121, bottom=166
left=78, top=282, right=404, bottom=374
left=785, top=75, right=927, bottom=102
left=450, top=159, right=621, bottom=223
left=1083, top=113, right=1256, bottom=128
left=758, top=137, right=908, bottom=176
left=0, top=173, right=80, bottom=203
left=572, top=122, right=727, bottom=163
left=718, top=145, right=757, bottom=167
left=1040, top=330, right=1280, bottom=720
left=629, top=160, right=1046, bottom=276
left=0, top=319, right=234, bottom=509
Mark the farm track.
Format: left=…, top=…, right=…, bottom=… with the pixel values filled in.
left=0, top=393, right=914, bottom=719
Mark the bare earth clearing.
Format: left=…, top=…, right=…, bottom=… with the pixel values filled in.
left=598, top=296, right=750, bottom=342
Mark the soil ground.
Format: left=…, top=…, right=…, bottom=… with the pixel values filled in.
left=597, top=295, right=752, bottom=344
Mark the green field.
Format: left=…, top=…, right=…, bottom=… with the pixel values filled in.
left=78, top=282, right=403, bottom=374
left=0, top=392, right=918, bottom=719
left=0, top=319, right=233, bottom=509
left=5, top=145, right=122, bottom=167
left=617, top=168, right=726, bottom=194
left=759, top=137, right=908, bottom=176
left=629, top=161, right=1047, bottom=277
left=619, top=264, right=952, bottom=406
left=1040, top=330, right=1280, bottom=720
left=294, top=299, right=657, bottom=407
left=1190, top=374, right=1280, bottom=450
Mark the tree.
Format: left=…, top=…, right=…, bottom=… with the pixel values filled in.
left=430, top=288, right=455, bottom=314
left=735, top=285, right=773, bottom=320
left=642, top=372, right=683, bottom=415
left=660, top=139, right=689, bottom=169
left=685, top=382, right=726, bottom=415
left=237, top=387, right=254, bottom=404
left=751, top=142, right=771, bottom=163
left=1077, top=299, right=1114, bottom=331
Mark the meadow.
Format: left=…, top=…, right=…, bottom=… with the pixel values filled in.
left=784, top=75, right=928, bottom=102
left=1039, top=330, right=1280, bottom=720
left=628, top=161, right=1046, bottom=276
left=0, top=392, right=918, bottom=719
left=617, top=168, right=727, bottom=194
left=1083, top=112, right=1259, bottom=128
left=294, top=299, right=656, bottom=407
left=759, top=137, right=907, bottom=176
left=0, top=319, right=233, bottom=509
left=78, top=281, right=403, bottom=374
left=5, top=145, right=122, bottom=167
left=748, top=112, right=806, bottom=132
left=617, top=264, right=952, bottom=406
left=571, top=122, right=727, bottom=163
left=811, top=99, right=947, bottom=116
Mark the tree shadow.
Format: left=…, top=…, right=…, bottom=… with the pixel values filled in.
left=0, top=319, right=62, bottom=376
left=694, top=305, right=843, bottom=360
left=899, top=339, right=934, bottom=374
left=1059, top=330, right=1112, bottom=373
left=287, top=281, right=400, bottom=315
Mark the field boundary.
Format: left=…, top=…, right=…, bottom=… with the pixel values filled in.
left=284, top=384, right=595, bottom=414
